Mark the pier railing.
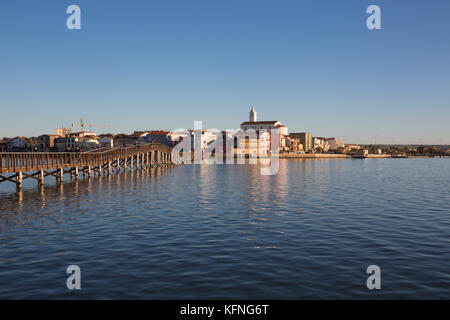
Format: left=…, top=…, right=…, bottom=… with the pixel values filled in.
left=0, top=143, right=173, bottom=174
left=0, top=143, right=178, bottom=188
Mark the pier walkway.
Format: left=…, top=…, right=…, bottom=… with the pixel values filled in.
left=0, top=143, right=179, bottom=189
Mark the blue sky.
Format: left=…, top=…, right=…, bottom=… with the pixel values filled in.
left=0, top=0, right=449, bottom=144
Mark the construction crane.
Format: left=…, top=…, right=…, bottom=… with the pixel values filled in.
left=75, top=118, right=119, bottom=131
left=80, top=118, right=85, bottom=131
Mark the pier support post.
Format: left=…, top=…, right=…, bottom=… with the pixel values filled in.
left=38, top=170, right=44, bottom=186
left=57, top=168, right=63, bottom=183
left=16, top=171, right=23, bottom=190
left=74, top=167, right=79, bottom=180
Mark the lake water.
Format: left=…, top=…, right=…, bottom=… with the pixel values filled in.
left=0, top=159, right=449, bottom=299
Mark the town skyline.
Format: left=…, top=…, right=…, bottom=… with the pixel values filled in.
left=2, top=107, right=450, bottom=146
left=1, top=1, right=450, bottom=144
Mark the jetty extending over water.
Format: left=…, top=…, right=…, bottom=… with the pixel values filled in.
left=0, top=143, right=179, bottom=190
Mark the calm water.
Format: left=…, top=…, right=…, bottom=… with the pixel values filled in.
left=0, top=159, right=449, bottom=299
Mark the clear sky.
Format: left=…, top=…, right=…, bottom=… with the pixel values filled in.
left=1, top=0, right=449, bottom=144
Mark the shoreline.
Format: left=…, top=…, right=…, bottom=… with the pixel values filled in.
left=279, top=154, right=449, bottom=159
left=280, top=154, right=350, bottom=159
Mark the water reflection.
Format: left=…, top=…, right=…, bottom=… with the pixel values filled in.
left=1, top=160, right=450, bottom=299
left=0, top=167, right=173, bottom=230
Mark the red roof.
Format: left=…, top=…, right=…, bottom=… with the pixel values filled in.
left=241, top=121, right=278, bottom=125
left=145, top=131, right=170, bottom=135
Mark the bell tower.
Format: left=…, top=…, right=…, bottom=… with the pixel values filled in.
left=249, top=106, right=257, bottom=122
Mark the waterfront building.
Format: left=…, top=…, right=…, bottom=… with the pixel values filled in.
left=326, top=137, right=345, bottom=151
left=285, top=137, right=304, bottom=153
left=0, top=139, right=8, bottom=152
left=290, top=132, right=313, bottom=152
left=55, top=135, right=99, bottom=151
left=54, top=137, right=67, bottom=151
left=37, top=134, right=59, bottom=151
left=170, top=131, right=189, bottom=146
left=188, top=130, right=220, bottom=150
left=6, top=137, right=31, bottom=151
left=313, top=137, right=327, bottom=152
left=138, top=130, right=173, bottom=147
left=99, top=135, right=114, bottom=148
left=76, top=136, right=99, bottom=151
left=68, top=131, right=99, bottom=151
left=240, top=107, right=289, bottom=152
left=345, top=144, right=361, bottom=151
left=131, top=131, right=149, bottom=138
left=70, top=131, right=97, bottom=138
left=114, top=134, right=139, bottom=147
left=55, top=126, right=72, bottom=137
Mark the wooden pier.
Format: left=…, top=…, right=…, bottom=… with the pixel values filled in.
left=0, top=143, right=180, bottom=189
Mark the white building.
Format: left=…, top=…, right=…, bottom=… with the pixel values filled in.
left=170, top=130, right=219, bottom=150
left=240, top=107, right=289, bottom=151
left=326, top=137, right=345, bottom=151
left=313, top=137, right=328, bottom=152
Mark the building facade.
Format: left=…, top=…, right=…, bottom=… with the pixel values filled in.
left=114, top=134, right=139, bottom=147
left=290, top=132, right=313, bottom=152
left=37, top=134, right=59, bottom=151
left=326, top=137, right=345, bottom=151
left=6, top=137, right=31, bottom=151
left=137, top=131, right=173, bottom=147
left=240, top=107, right=289, bottom=152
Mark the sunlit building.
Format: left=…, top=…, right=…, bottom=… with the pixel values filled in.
left=240, top=107, right=289, bottom=152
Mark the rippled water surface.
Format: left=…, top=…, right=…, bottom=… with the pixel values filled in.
left=1, top=159, right=450, bottom=299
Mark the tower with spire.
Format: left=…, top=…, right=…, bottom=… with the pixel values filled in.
left=249, top=106, right=257, bottom=122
